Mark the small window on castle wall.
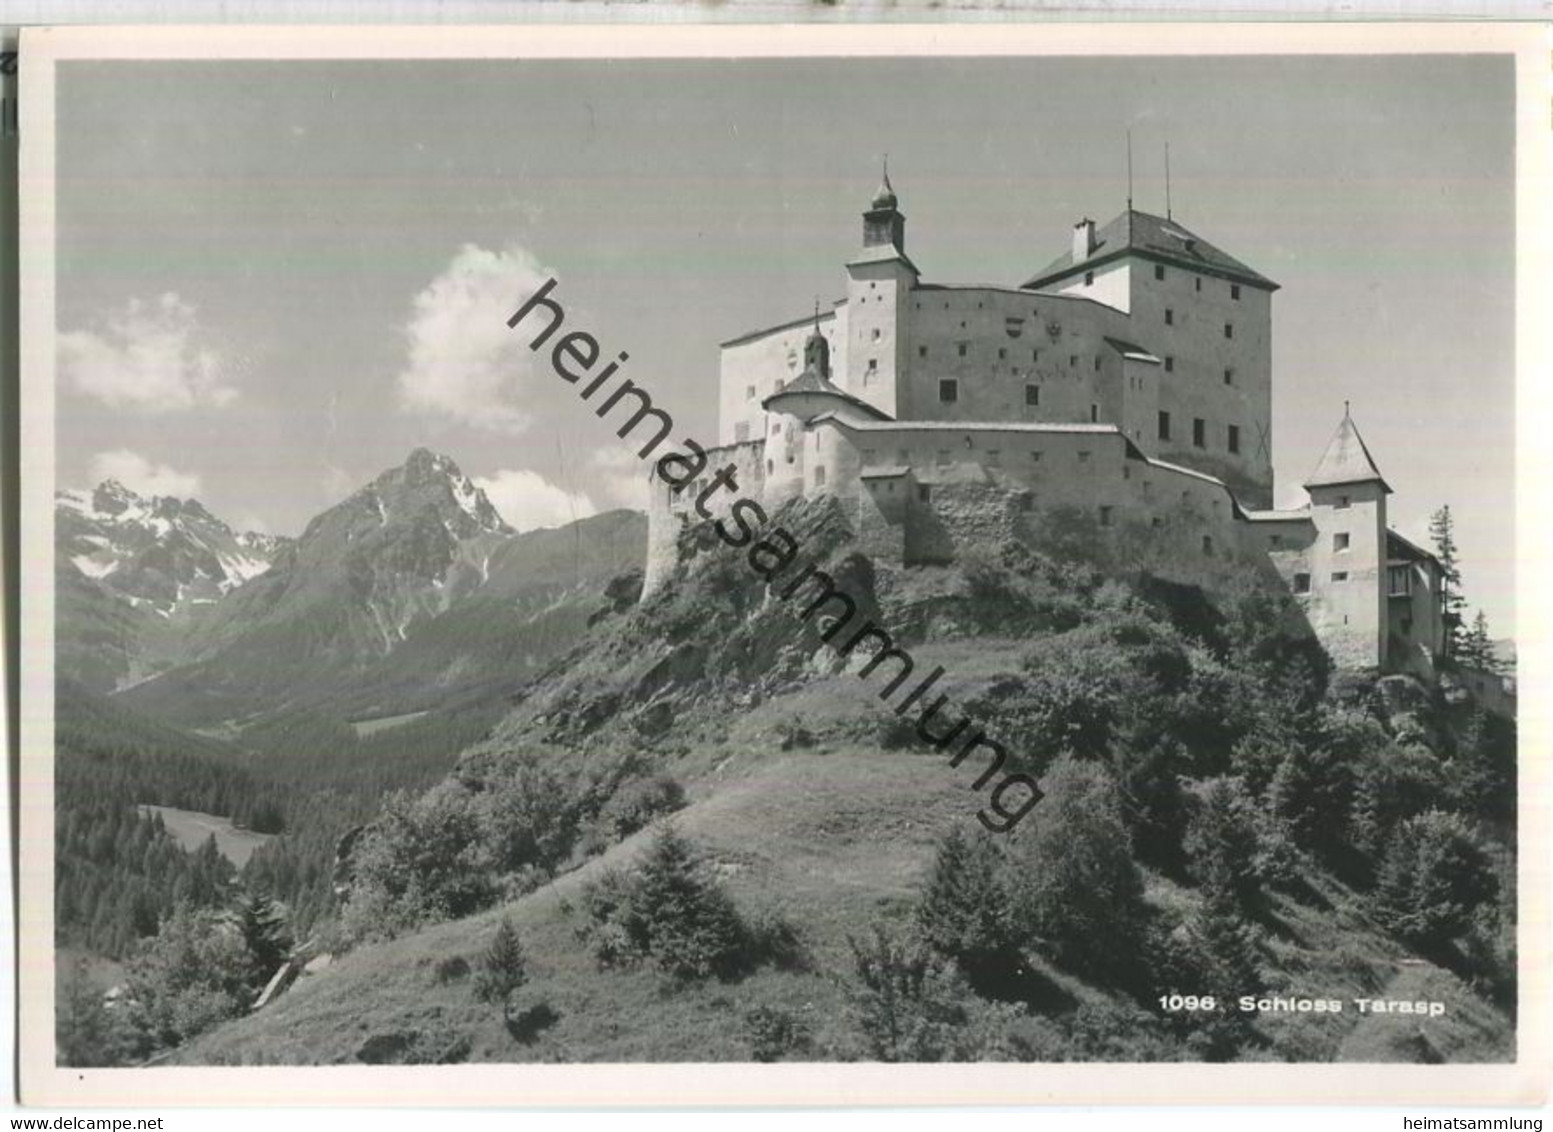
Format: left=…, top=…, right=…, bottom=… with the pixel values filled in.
left=1070, top=355, right=1079, bottom=368
left=1154, top=265, right=1166, bottom=281
left=1225, top=323, right=1234, bottom=339
left=998, top=347, right=1007, bottom=360
left=1231, top=285, right=1242, bottom=301
left=1090, top=404, right=1099, bottom=422
left=1165, top=309, right=1174, bottom=326
left=1202, top=536, right=1214, bottom=556
left=1224, top=368, right=1234, bottom=386
left=1228, top=425, right=1241, bottom=454
left=919, top=346, right=928, bottom=358
left=745, top=385, right=756, bottom=399
left=1334, top=532, right=1350, bottom=552
left=1293, top=573, right=1311, bottom=594
left=957, top=343, right=968, bottom=357
left=1085, top=271, right=1094, bottom=286
left=1025, top=384, right=1040, bottom=407
left=1158, top=411, right=1171, bottom=441
left=1078, top=451, right=1091, bottom=463
left=1195, top=277, right=1202, bottom=292
left=918, top=484, right=931, bottom=502
left=1100, top=506, right=1114, bottom=526
left=1094, top=356, right=1102, bottom=372
left=867, top=358, right=878, bottom=376
left=939, top=379, right=959, bottom=403
left=1165, top=356, right=1174, bottom=373
left=871, top=328, right=880, bottom=341
left=1270, top=534, right=1283, bottom=548
left=1031, top=451, right=1043, bottom=463
left=1193, top=418, right=1206, bottom=448
left=1336, top=495, right=1351, bottom=510
left=1032, top=349, right=1040, bottom=362
left=1332, top=571, right=1348, bottom=582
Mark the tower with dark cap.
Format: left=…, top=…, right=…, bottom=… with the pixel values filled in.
left=862, top=159, right=907, bottom=254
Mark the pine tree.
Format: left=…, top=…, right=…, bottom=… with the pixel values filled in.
left=914, top=828, right=1020, bottom=994
left=1184, top=777, right=1261, bottom=913
left=1429, top=506, right=1466, bottom=660
left=473, top=916, right=528, bottom=1004
left=630, top=825, right=745, bottom=980
left=235, top=892, right=293, bottom=990
left=1459, top=610, right=1497, bottom=673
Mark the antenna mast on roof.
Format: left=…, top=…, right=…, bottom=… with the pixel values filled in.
left=1126, top=130, right=1134, bottom=212
left=1165, top=140, right=1172, bottom=220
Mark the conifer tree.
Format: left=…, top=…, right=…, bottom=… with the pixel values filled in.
left=473, top=916, right=528, bottom=1004
left=1458, top=610, right=1498, bottom=673
left=1429, top=506, right=1466, bottom=659
left=235, top=892, right=293, bottom=990
left=915, top=828, right=1020, bottom=993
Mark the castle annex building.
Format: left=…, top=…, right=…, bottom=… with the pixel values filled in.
left=644, top=172, right=1447, bottom=676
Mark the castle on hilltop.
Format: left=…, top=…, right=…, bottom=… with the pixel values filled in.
left=643, top=170, right=1448, bottom=676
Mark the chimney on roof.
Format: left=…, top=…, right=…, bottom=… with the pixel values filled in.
left=1072, top=218, right=1096, bottom=264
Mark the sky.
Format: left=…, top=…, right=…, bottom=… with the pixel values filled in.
left=52, top=55, right=1518, bottom=637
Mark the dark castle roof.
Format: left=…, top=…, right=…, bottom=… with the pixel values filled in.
left=1022, top=209, right=1278, bottom=292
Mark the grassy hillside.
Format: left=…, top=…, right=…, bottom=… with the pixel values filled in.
left=108, top=495, right=1514, bottom=1067
left=178, top=740, right=1510, bottom=1065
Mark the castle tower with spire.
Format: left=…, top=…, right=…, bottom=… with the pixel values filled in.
left=1301, top=408, right=1392, bottom=668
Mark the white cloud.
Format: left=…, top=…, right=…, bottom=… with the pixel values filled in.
left=61, top=293, right=237, bottom=412
left=475, top=468, right=597, bottom=534
left=89, top=450, right=202, bottom=499
left=587, top=444, right=651, bottom=513
left=322, top=463, right=356, bottom=501
left=397, top=243, right=556, bottom=433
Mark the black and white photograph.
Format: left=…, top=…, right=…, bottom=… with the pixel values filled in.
left=15, top=24, right=1548, bottom=1108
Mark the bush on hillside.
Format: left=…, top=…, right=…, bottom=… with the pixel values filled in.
left=842, top=924, right=1024, bottom=1063
left=121, top=904, right=259, bottom=1054
left=742, top=1004, right=813, bottom=1062
left=1376, top=810, right=1498, bottom=949
left=475, top=758, right=576, bottom=874
left=341, top=784, right=499, bottom=942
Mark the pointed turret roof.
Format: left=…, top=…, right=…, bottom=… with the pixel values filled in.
left=1305, top=407, right=1391, bottom=493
